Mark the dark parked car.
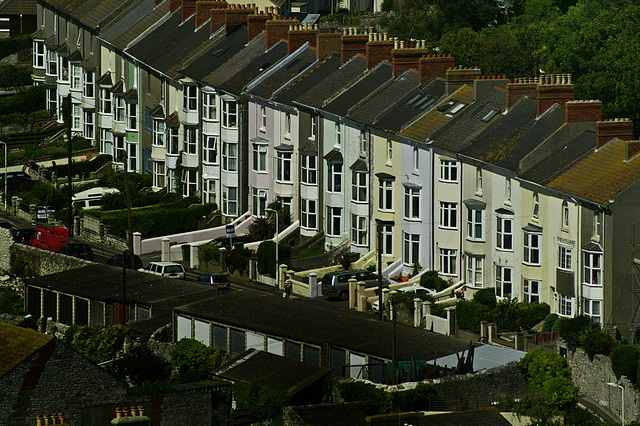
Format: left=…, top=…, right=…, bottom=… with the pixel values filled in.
left=321, top=269, right=389, bottom=300
left=106, top=253, right=143, bottom=270
left=13, top=228, right=35, bottom=245
left=0, top=171, right=34, bottom=193
left=58, top=243, right=94, bottom=261
left=0, top=220, right=12, bottom=230
left=195, top=273, right=230, bottom=289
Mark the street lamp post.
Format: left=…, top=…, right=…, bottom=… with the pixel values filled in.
left=0, top=141, right=6, bottom=212
left=265, top=208, right=279, bottom=288
left=607, top=382, right=625, bottom=424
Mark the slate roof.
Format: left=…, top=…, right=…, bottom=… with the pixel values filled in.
left=347, top=69, right=421, bottom=126
left=461, top=98, right=565, bottom=171
left=247, top=47, right=318, bottom=100
left=546, top=138, right=640, bottom=206
left=41, top=0, right=90, bottom=15
left=0, top=322, right=52, bottom=378
left=125, top=11, right=218, bottom=79
left=179, top=25, right=250, bottom=82
left=295, top=54, right=367, bottom=110
left=519, top=128, right=595, bottom=185
left=214, top=349, right=331, bottom=396
left=99, top=0, right=170, bottom=51
left=272, top=53, right=342, bottom=107
left=322, top=61, right=393, bottom=117
left=369, top=407, right=511, bottom=426
left=43, top=0, right=147, bottom=32
left=202, top=35, right=288, bottom=95
left=0, top=0, right=37, bottom=15
left=399, top=84, right=474, bottom=142
left=175, top=290, right=473, bottom=362
left=427, top=88, right=506, bottom=152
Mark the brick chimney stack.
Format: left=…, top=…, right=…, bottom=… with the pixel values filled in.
left=445, top=66, right=481, bottom=93
left=316, top=28, right=341, bottom=61
left=287, top=23, right=318, bottom=54
left=391, top=39, right=430, bottom=77
left=473, top=74, right=509, bottom=101
left=626, top=140, right=640, bottom=161
left=225, top=4, right=254, bottom=34
left=564, top=100, right=603, bottom=123
left=506, top=77, right=539, bottom=108
left=247, top=8, right=270, bottom=43
left=341, top=27, right=369, bottom=65
left=365, top=32, right=393, bottom=70
left=210, top=3, right=228, bottom=34
left=169, top=0, right=182, bottom=13
left=418, top=53, right=455, bottom=84
left=155, top=0, right=163, bottom=6
left=111, top=406, right=150, bottom=425
left=536, top=73, right=575, bottom=116
left=596, top=118, right=634, bottom=149
left=182, top=0, right=197, bottom=21
left=266, top=16, right=300, bottom=49
left=195, top=1, right=219, bottom=27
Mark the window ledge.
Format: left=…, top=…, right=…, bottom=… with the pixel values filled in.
left=522, top=262, right=541, bottom=267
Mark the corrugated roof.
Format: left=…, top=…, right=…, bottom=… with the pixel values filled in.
left=547, top=138, right=640, bottom=205
left=295, top=55, right=367, bottom=110
left=0, top=322, right=52, bottom=378
left=399, top=85, right=474, bottom=141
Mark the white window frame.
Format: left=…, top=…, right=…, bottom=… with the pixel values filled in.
left=386, top=139, right=392, bottom=163
left=222, top=142, right=238, bottom=172
left=204, top=136, right=217, bottom=164
left=33, top=40, right=45, bottom=69
left=352, top=171, right=368, bottom=202
left=593, top=212, right=601, bottom=240
left=46, top=49, right=57, bottom=75
left=168, top=127, right=179, bottom=154
left=284, top=112, right=291, bottom=137
left=440, top=159, right=457, bottom=182
left=466, top=255, right=483, bottom=287
left=558, top=245, right=572, bottom=271
left=439, top=202, right=457, bottom=229
left=58, top=56, right=69, bottom=82
left=183, top=85, right=197, bottom=111
left=439, top=248, right=456, bottom=276
left=523, top=279, right=540, bottom=303
left=301, top=198, right=317, bottom=230
left=335, top=122, right=341, bottom=146
left=583, top=250, right=601, bottom=285
left=100, top=88, right=111, bottom=114
left=203, top=179, right=217, bottom=205
left=562, top=201, right=569, bottom=229
left=403, top=233, right=420, bottom=266
left=495, top=265, right=512, bottom=299
left=153, top=161, right=165, bottom=188
left=222, top=186, right=237, bottom=216
left=583, top=298, right=601, bottom=324
left=496, top=214, right=513, bottom=250
left=70, top=63, right=82, bottom=90
left=83, top=70, right=94, bottom=98
left=114, top=96, right=125, bottom=122
left=466, top=208, right=483, bottom=241
left=183, top=169, right=197, bottom=196
left=310, top=114, right=317, bottom=139
left=183, top=127, right=197, bottom=154
left=260, top=105, right=267, bottom=129
left=557, top=294, right=573, bottom=317
left=381, top=224, right=393, bottom=256
left=533, top=193, right=540, bottom=219
left=203, top=92, right=216, bottom=120
left=351, top=214, right=368, bottom=246
left=523, top=232, right=541, bottom=265
left=84, top=111, right=94, bottom=139
left=252, top=188, right=267, bottom=217
left=404, top=187, right=420, bottom=220
left=378, top=179, right=393, bottom=211
left=276, top=151, right=292, bottom=182
left=222, top=99, right=237, bottom=128
left=127, top=102, right=137, bottom=130
left=72, top=104, right=81, bottom=131
left=153, top=119, right=165, bottom=147
left=327, top=206, right=342, bottom=237
left=476, top=168, right=483, bottom=194
left=100, top=129, right=112, bottom=157
left=327, top=162, right=342, bottom=193
left=413, top=146, right=419, bottom=172
left=301, top=154, right=317, bottom=184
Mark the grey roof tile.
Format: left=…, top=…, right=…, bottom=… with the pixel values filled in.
left=247, top=47, right=317, bottom=100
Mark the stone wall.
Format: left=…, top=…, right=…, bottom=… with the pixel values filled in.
left=564, top=345, right=639, bottom=424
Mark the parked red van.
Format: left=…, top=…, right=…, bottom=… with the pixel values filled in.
left=30, top=225, right=70, bottom=252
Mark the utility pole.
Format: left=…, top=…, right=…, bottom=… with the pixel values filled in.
left=376, top=219, right=383, bottom=321
left=121, top=151, right=135, bottom=270
left=63, top=94, right=72, bottom=237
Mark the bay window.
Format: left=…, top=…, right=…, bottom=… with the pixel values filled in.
left=183, top=127, right=197, bottom=154
left=327, top=206, right=342, bottom=237
left=327, top=162, right=342, bottom=193
left=276, top=150, right=292, bottom=182
left=222, top=142, right=238, bottom=171
left=495, top=265, right=512, bottom=298
left=153, top=119, right=165, bottom=146
left=583, top=250, right=601, bottom=285
left=222, top=99, right=237, bottom=127
left=352, top=171, right=367, bottom=202
left=301, top=154, right=316, bottom=184
left=351, top=214, right=368, bottom=246
left=523, top=231, right=541, bottom=265
left=403, top=233, right=420, bottom=266
left=496, top=214, right=513, bottom=250
left=205, top=136, right=218, bottom=163
left=439, top=248, right=456, bottom=275
left=301, top=198, right=317, bottom=230
left=523, top=279, right=540, bottom=303
left=404, top=186, right=420, bottom=219
left=466, top=255, right=483, bottom=287
left=378, top=179, right=393, bottom=211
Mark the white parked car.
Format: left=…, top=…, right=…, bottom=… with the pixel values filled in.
left=372, top=284, right=436, bottom=314
left=139, top=261, right=185, bottom=279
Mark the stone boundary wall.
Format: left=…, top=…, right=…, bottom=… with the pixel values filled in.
left=564, top=345, right=640, bottom=424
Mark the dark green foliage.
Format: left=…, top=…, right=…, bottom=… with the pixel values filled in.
left=456, top=299, right=491, bottom=333
left=513, top=300, right=550, bottom=331
left=542, top=313, right=559, bottom=332
left=419, top=270, right=449, bottom=292
left=297, top=247, right=325, bottom=258
left=555, top=315, right=596, bottom=346
left=64, top=324, right=139, bottom=364
left=247, top=216, right=274, bottom=241
left=0, top=64, right=32, bottom=89
left=552, top=317, right=567, bottom=333
left=233, top=377, right=290, bottom=423
left=171, top=338, right=218, bottom=380
left=611, top=344, right=640, bottom=384
left=198, top=243, right=220, bottom=264
left=380, top=0, right=393, bottom=12
left=0, top=287, right=26, bottom=315
left=110, top=344, right=170, bottom=386
left=256, top=241, right=291, bottom=277
left=128, top=380, right=177, bottom=396
left=0, top=34, right=31, bottom=60
left=472, top=288, right=496, bottom=306
left=0, top=85, right=46, bottom=116
left=390, top=290, right=435, bottom=312
left=390, top=383, right=436, bottom=412
left=225, top=246, right=253, bottom=274
left=18, top=182, right=66, bottom=210
left=580, top=327, right=614, bottom=359
left=55, top=153, right=112, bottom=179
left=339, top=381, right=390, bottom=415
left=518, top=347, right=577, bottom=416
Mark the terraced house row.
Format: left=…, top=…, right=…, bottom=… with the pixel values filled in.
left=33, top=0, right=640, bottom=335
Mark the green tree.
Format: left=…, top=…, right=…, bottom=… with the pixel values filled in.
left=171, top=338, right=219, bottom=380
left=611, top=344, right=640, bottom=384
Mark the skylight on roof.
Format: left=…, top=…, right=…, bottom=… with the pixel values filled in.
left=406, top=93, right=424, bottom=107
left=437, top=100, right=456, bottom=112
left=212, top=47, right=229, bottom=57
left=296, top=62, right=312, bottom=73
left=468, top=103, right=485, bottom=118
left=445, top=103, right=467, bottom=117
left=285, top=58, right=301, bottom=70
left=416, top=96, right=436, bottom=111
left=482, top=108, right=501, bottom=122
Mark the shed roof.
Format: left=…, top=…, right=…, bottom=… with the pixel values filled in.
left=0, top=322, right=52, bottom=378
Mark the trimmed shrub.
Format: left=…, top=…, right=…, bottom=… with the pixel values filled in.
left=456, top=299, right=490, bottom=333
left=611, top=344, right=640, bottom=384
left=390, top=383, right=436, bottom=412
left=581, top=328, right=614, bottom=358
left=542, top=313, right=559, bottom=332
left=339, top=380, right=391, bottom=415
left=515, top=301, right=550, bottom=331
left=226, top=246, right=253, bottom=274
left=555, top=315, right=596, bottom=346
left=419, top=270, right=449, bottom=292
left=473, top=288, right=496, bottom=307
